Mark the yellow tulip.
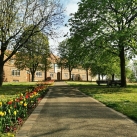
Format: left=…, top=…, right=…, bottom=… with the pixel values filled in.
left=8, top=109, right=11, bottom=114
left=20, top=93, right=23, bottom=96
left=0, top=102, right=2, bottom=106
left=13, top=111, right=17, bottom=116
left=24, top=102, right=27, bottom=107
left=0, top=111, right=4, bottom=116
left=20, top=101, right=23, bottom=105
left=7, top=133, right=15, bottom=137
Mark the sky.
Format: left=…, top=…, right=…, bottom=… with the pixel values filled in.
left=49, top=0, right=80, bottom=54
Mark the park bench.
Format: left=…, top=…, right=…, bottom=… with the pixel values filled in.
left=96, top=80, right=108, bottom=85
left=107, top=80, right=121, bottom=86
left=96, top=80, right=121, bottom=86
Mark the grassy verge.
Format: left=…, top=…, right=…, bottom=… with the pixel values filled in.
left=67, top=81, right=137, bottom=123
left=0, top=82, right=37, bottom=102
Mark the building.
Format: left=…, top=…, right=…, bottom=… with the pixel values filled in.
left=3, top=53, right=96, bottom=82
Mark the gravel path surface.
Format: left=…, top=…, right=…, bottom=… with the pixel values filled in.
left=16, top=81, right=137, bottom=137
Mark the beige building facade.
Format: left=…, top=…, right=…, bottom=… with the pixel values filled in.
left=3, top=55, right=95, bottom=82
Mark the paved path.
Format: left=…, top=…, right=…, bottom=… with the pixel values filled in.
left=16, top=81, right=137, bottom=137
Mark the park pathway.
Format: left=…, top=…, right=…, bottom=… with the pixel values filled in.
left=16, top=81, right=137, bottom=137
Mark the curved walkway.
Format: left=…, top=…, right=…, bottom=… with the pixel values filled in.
left=16, top=81, right=137, bottom=137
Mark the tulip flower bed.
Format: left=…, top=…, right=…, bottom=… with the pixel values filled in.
left=37, top=80, right=55, bottom=85
left=0, top=84, right=49, bottom=136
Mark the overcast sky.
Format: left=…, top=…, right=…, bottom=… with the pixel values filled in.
left=50, top=0, right=80, bottom=54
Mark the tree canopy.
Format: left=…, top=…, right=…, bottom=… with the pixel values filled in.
left=0, top=0, right=64, bottom=85
left=14, top=26, right=50, bottom=81
left=57, top=39, right=79, bottom=80
left=68, top=0, right=137, bottom=87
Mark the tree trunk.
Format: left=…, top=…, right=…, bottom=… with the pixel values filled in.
left=112, top=74, right=114, bottom=81
left=69, top=70, right=72, bottom=81
left=44, top=67, right=47, bottom=81
left=61, top=66, right=62, bottom=80
left=31, top=72, right=35, bottom=82
left=98, top=74, right=100, bottom=80
left=0, top=63, right=4, bottom=86
left=86, top=69, right=88, bottom=81
left=119, top=47, right=126, bottom=87
left=69, top=65, right=72, bottom=81
left=0, top=47, right=6, bottom=86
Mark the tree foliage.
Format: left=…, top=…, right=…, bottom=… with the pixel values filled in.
left=0, top=0, right=64, bottom=85
left=57, top=39, right=78, bottom=80
left=68, top=0, right=137, bottom=87
left=14, top=26, right=50, bottom=82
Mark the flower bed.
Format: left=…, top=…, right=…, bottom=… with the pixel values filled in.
left=0, top=84, right=49, bottom=136
left=37, top=80, right=55, bottom=85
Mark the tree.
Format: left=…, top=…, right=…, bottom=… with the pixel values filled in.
left=86, top=50, right=120, bottom=81
left=0, top=0, right=64, bottom=86
left=2, top=70, right=6, bottom=82
left=68, top=0, right=137, bottom=87
left=58, top=39, right=78, bottom=80
left=126, top=60, right=137, bottom=82
left=42, top=55, right=52, bottom=81
left=131, top=60, right=137, bottom=78
left=67, top=36, right=120, bottom=81
left=127, top=71, right=136, bottom=82
left=14, top=28, right=50, bottom=82
left=82, top=61, right=90, bottom=81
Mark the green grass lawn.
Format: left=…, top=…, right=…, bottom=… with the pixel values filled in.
left=66, top=81, right=97, bottom=85
left=0, top=82, right=37, bottom=102
left=67, top=81, right=137, bottom=122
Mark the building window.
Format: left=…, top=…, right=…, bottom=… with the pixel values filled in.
left=64, top=73, right=68, bottom=78
left=11, top=70, right=20, bottom=76
left=50, top=73, right=54, bottom=78
left=36, top=71, right=42, bottom=77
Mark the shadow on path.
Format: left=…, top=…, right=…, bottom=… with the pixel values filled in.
left=16, top=82, right=137, bottom=137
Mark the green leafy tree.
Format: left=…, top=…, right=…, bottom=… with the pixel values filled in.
left=82, top=61, right=91, bottom=81
left=68, top=0, right=137, bottom=87
left=131, top=60, right=137, bottom=78
left=41, top=52, right=51, bottom=81
left=67, top=36, right=120, bottom=81
left=58, top=39, right=78, bottom=80
left=14, top=28, right=50, bottom=82
left=127, top=71, right=136, bottom=82
left=66, top=36, right=90, bottom=81
left=0, top=0, right=64, bottom=86
left=88, top=51, right=120, bottom=81
left=126, top=60, right=137, bottom=82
